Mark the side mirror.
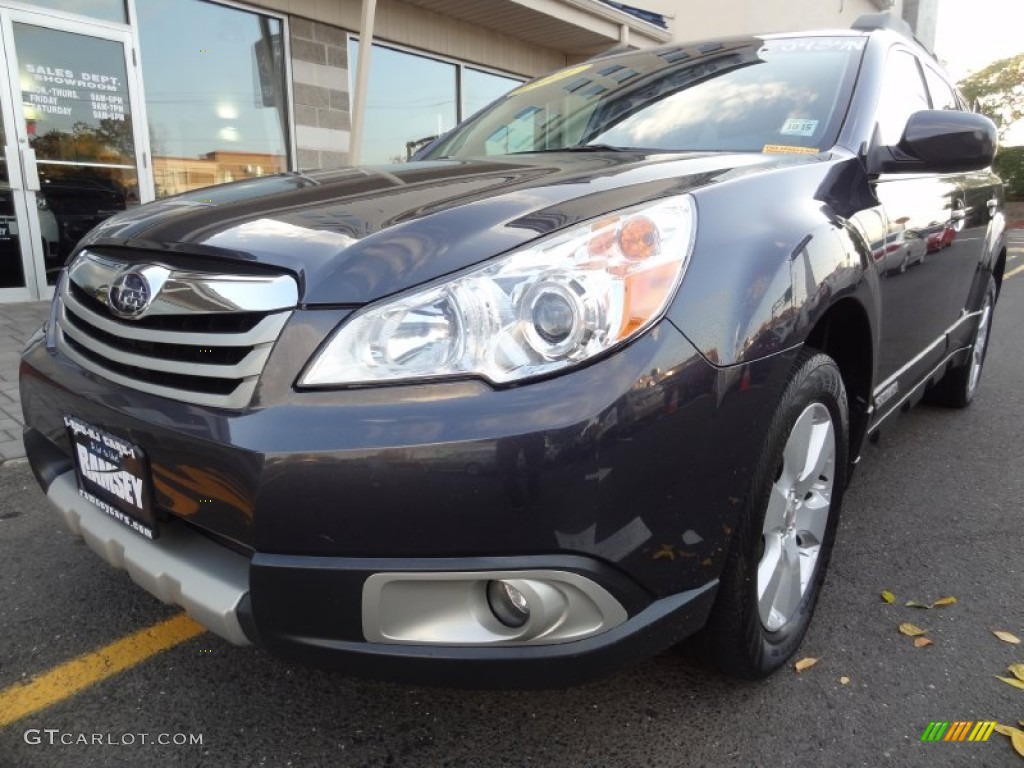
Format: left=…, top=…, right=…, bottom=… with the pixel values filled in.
left=868, top=110, right=998, bottom=175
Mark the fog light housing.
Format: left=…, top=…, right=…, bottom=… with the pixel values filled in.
left=487, top=580, right=530, bottom=628
left=362, top=569, right=629, bottom=645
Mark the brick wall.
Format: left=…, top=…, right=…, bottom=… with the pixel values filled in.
left=290, top=17, right=351, bottom=170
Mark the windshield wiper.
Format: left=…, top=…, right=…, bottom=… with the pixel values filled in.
left=508, top=143, right=633, bottom=155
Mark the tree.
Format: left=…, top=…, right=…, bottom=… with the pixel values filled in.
left=30, top=119, right=135, bottom=164
left=994, top=145, right=1024, bottom=201
left=959, top=53, right=1024, bottom=141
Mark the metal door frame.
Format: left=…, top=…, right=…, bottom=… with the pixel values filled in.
left=0, top=4, right=152, bottom=300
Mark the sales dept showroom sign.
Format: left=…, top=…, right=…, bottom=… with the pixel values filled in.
left=23, top=64, right=126, bottom=121
left=64, top=415, right=157, bottom=539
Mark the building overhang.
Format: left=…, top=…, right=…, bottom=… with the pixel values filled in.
left=401, top=0, right=672, bottom=55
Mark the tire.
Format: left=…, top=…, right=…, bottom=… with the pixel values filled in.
left=925, top=276, right=996, bottom=409
left=696, top=349, right=849, bottom=679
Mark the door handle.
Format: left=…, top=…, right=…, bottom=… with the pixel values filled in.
left=20, top=147, right=40, bottom=192
left=987, top=198, right=999, bottom=215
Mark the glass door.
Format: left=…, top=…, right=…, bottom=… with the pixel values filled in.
left=0, top=7, right=148, bottom=299
left=0, top=27, right=34, bottom=300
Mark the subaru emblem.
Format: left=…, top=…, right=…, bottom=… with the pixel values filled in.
left=108, top=268, right=153, bottom=318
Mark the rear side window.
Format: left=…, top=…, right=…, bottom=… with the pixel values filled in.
left=875, top=50, right=930, bottom=145
left=923, top=66, right=959, bottom=111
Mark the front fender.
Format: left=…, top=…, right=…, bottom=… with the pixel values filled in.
left=667, top=158, right=872, bottom=368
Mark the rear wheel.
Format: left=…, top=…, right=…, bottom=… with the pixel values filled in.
left=697, top=349, right=848, bottom=678
left=925, top=277, right=996, bottom=408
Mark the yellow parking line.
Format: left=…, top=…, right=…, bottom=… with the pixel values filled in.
left=0, top=614, right=204, bottom=728
left=1006, top=264, right=1024, bottom=280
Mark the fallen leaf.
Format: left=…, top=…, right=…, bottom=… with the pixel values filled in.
left=839, top=676, right=850, bottom=685
left=1009, top=663, right=1024, bottom=682
left=995, top=676, right=1024, bottom=690
left=931, top=596, right=957, bottom=608
left=1012, top=729, right=1024, bottom=759
left=653, top=544, right=675, bottom=561
left=994, top=630, right=1022, bottom=645
left=899, top=623, right=928, bottom=637
left=993, top=725, right=1024, bottom=759
left=904, top=601, right=931, bottom=609
left=881, top=590, right=896, bottom=604
left=794, top=657, right=819, bottom=673
left=913, top=637, right=934, bottom=648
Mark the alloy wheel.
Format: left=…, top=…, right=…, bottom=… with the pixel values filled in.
left=757, top=403, right=836, bottom=632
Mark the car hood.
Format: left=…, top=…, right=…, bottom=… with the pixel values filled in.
left=80, top=151, right=822, bottom=305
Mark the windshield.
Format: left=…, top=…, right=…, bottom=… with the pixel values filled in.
left=425, top=37, right=865, bottom=159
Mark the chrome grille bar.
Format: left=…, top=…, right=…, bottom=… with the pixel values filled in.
left=55, top=250, right=298, bottom=409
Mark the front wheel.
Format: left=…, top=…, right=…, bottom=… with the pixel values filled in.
left=696, top=349, right=849, bottom=679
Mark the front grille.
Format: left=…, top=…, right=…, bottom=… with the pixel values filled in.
left=56, top=251, right=298, bottom=409
left=62, top=334, right=243, bottom=395
left=63, top=308, right=251, bottom=366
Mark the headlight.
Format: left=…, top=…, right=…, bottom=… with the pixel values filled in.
left=300, top=194, right=696, bottom=387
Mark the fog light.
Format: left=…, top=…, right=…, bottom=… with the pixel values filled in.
left=487, top=580, right=530, bottom=628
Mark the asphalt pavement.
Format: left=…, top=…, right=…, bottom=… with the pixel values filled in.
left=0, top=271, right=1022, bottom=768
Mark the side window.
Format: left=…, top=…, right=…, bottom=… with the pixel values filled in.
left=923, top=67, right=959, bottom=111
left=876, top=50, right=930, bottom=145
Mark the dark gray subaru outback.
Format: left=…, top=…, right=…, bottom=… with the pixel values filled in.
left=20, top=14, right=1004, bottom=686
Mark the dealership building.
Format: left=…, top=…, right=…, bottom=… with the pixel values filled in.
left=0, top=0, right=922, bottom=302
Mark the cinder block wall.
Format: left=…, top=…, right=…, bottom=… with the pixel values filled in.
left=289, top=18, right=352, bottom=169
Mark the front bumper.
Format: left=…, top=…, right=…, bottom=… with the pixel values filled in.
left=37, top=463, right=717, bottom=687
left=21, top=311, right=796, bottom=685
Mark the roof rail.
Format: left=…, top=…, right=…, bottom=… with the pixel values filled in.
left=851, top=12, right=935, bottom=57
left=851, top=12, right=915, bottom=36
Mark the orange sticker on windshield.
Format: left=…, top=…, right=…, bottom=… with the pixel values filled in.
left=762, top=144, right=820, bottom=155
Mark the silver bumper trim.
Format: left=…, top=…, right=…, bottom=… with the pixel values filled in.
left=46, top=470, right=252, bottom=645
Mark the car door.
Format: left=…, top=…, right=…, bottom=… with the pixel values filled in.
left=870, top=48, right=962, bottom=409
left=919, top=63, right=1004, bottom=352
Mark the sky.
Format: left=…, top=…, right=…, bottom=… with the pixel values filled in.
left=933, top=0, right=1024, bottom=80
left=933, top=0, right=1024, bottom=143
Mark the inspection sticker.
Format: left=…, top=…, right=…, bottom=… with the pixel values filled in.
left=762, top=144, right=820, bottom=155
left=781, top=118, right=819, bottom=137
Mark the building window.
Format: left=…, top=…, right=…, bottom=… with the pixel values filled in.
left=350, top=40, right=523, bottom=164
left=135, top=0, right=290, bottom=197
left=349, top=40, right=456, bottom=164
left=463, top=67, right=523, bottom=119
left=23, top=0, right=127, bottom=23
